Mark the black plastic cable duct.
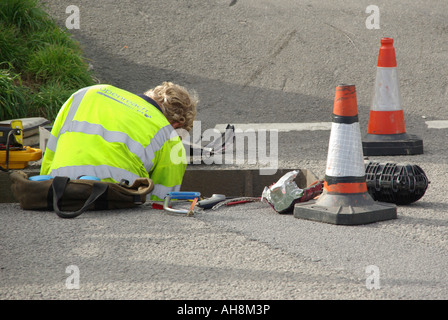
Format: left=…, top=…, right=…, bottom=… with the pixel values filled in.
left=365, top=162, right=429, bottom=205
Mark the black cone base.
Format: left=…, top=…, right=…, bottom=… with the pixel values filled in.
left=362, top=133, right=423, bottom=156
left=293, top=192, right=397, bottom=225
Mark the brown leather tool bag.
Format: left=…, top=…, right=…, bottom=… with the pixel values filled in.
left=9, top=171, right=154, bottom=219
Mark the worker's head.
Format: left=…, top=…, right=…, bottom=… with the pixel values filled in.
left=144, top=82, right=198, bottom=131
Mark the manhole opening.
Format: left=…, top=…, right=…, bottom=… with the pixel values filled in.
left=181, top=168, right=319, bottom=198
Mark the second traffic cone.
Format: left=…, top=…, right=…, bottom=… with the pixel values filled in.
left=362, top=37, right=423, bottom=156
left=294, top=84, right=397, bottom=225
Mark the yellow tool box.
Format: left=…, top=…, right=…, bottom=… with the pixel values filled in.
left=0, top=120, right=43, bottom=170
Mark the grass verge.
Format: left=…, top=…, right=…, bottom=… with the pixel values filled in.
left=0, top=0, right=96, bottom=122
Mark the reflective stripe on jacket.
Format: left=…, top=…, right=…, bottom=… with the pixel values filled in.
left=40, top=84, right=187, bottom=200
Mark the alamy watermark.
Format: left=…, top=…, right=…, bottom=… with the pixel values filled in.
left=65, top=265, right=80, bottom=289
left=365, top=5, right=380, bottom=29
left=170, top=121, right=279, bottom=175
left=64, top=5, right=381, bottom=33
left=365, top=265, right=380, bottom=290
left=65, top=5, right=80, bottom=29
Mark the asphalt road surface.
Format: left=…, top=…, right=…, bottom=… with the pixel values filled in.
left=1, top=0, right=447, bottom=301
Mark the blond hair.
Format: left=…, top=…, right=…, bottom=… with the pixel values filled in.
left=144, top=82, right=198, bottom=132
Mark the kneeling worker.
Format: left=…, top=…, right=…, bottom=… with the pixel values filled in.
left=40, top=82, right=198, bottom=200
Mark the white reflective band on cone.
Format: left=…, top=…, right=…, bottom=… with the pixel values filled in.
left=326, top=122, right=365, bottom=177
left=372, top=67, right=402, bottom=111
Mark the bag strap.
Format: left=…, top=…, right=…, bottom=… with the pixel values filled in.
left=52, top=176, right=109, bottom=219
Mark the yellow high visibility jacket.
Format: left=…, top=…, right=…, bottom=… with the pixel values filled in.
left=40, top=84, right=187, bottom=200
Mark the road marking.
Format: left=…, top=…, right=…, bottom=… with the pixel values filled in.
left=214, top=122, right=332, bottom=132
left=426, top=120, right=448, bottom=129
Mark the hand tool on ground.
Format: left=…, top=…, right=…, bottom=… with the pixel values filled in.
left=197, top=194, right=226, bottom=209
left=163, top=191, right=201, bottom=216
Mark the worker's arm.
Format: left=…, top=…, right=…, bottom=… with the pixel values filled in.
left=148, top=138, right=187, bottom=201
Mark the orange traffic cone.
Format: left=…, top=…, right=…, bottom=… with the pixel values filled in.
left=294, top=84, right=397, bottom=225
left=362, top=37, right=423, bottom=156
